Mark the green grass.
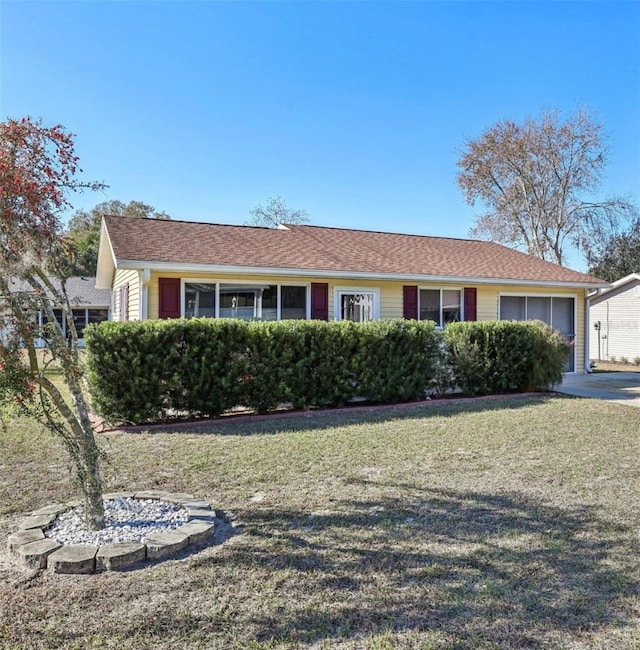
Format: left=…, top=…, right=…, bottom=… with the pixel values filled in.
left=1, top=395, right=640, bottom=649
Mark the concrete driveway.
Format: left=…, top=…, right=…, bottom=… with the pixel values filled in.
left=554, top=371, right=640, bottom=407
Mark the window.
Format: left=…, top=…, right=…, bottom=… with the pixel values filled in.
left=500, top=296, right=525, bottom=321
left=499, top=294, right=576, bottom=372
left=72, top=309, right=88, bottom=338
left=219, top=284, right=274, bottom=320
left=334, top=288, right=380, bottom=322
left=185, top=283, right=216, bottom=318
left=182, top=281, right=308, bottom=321
left=36, top=307, right=109, bottom=345
left=281, top=286, right=306, bottom=320
left=419, top=289, right=461, bottom=327
left=88, top=309, right=109, bottom=326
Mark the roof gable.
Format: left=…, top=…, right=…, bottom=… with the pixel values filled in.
left=98, top=215, right=607, bottom=288
left=590, top=273, right=640, bottom=305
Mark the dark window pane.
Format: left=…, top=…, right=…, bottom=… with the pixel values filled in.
left=260, top=286, right=277, bottom=321
left=72, top=309, right=87, bottom=338
left=527, top=297, right=551, bottom=324
left=551, top=297, right=574, bottom=337
left=44, top=308, right=65, bottom=338
left=220, top=286, right=256, bottom=319
left=185, top=283, right=216, bottom=318
left=281, top=286, right=306, bottom=320
left=88, top=309, right=109, bottom=325
left=419, top=289, right=440, bottom=324
left=442, top=290, right=461, bottom=324
left=261, top=286, right=277, bottom=308
left=500, top=296, right=526, bottom=320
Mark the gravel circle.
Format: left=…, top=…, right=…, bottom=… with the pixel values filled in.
left=45, top=497, right=189, bottom=545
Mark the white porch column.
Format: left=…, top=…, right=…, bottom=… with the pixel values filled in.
left=139, top=269, right=151, bottom=320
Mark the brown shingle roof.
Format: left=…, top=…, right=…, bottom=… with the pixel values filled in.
left=9, top=276, right=110, bottom=306
left=103, top=215, right=606, bottom=286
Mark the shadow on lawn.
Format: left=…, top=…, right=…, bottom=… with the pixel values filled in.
left=194, top=484, right=636, bottom=648
left=152, top=393, right=559, bottom=437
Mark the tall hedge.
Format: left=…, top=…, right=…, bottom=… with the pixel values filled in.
left=85, top=318, right=440, bottom=424
left=85, top=317, right=569, bottom=424
left=442, top=320, right=570, bottom=396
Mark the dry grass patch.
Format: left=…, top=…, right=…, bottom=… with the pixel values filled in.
left=1, top=395, right=640, bottom=648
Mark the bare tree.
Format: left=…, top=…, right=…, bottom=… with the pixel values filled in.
left=247, top=196, right=310, bottom=228
left=457, top=108, right=637, bottom=265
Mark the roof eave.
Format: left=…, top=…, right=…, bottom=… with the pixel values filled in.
left=113, top=260, right=607, bottom=289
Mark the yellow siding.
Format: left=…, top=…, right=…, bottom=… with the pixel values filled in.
left=145, top=271, right=586, bottom=372
left=113, top=269, right=141, bottom=321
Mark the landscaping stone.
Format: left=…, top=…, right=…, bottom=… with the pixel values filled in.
left=96, top=542, right=146, bottom=571
left=47, top=545, right=98, bottom=574
left=134, top=490, right=171, bottom=500
left=31, top=503, right=70, bottom=517
left=10, top=491, right=225, bottom=574
left=7, top=528, right=45, bottom=552
left=179, top=499, right=211, bottom=509
left=186, top=507, right=216, bottom=522
left=19, top=513, right=57, bottom=530
left=16, top=539, right=62, bottom=569
left=161, top=492, right=196, bottom=504
left=176, top=520, right=215, bottom=544
left=144, top=530, right=189, bottom=559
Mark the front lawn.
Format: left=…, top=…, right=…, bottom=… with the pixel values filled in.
left=1, top=395, right=639, bottom=649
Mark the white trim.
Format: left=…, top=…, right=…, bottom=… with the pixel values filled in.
left=588, top=273, right=638, bottom=300
left=584, top=289, right=592, bottom=373
left=139, top=269, right=151, bottom=320
left=117, top=260, right=607, bottom=289
left=498, top=291, right=578, bottom=373
left=333, top=286, right=381, bottom=322
left=278, top=282, right=311, bottom=320
left=95, top=221, right=119, bottom=289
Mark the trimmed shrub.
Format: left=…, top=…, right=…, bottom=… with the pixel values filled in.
left=85, top=320, right=181, bottom=423
left=85, top=318, right=440, bottom=424
left=86, top=317, right=568, bottom=424
left=354, top=320, right=440, bottom=403
left=170, top=318, right=249, bottom=416
left=443, top=320, right=570, bottom=396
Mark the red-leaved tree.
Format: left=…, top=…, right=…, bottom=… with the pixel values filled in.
left=0, top=116, right=106, bottom=529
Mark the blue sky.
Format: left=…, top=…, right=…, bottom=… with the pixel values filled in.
left=1, top=1, right=639, bottom=270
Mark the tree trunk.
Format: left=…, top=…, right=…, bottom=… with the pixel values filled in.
left=40, top=374, right=105, bottom=529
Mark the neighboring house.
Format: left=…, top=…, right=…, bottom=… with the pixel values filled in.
left=5, top=276, right=111, bottom=347
left=96, top=216, right=609, bottom=373
left=589, top=273, right=640, bottom=363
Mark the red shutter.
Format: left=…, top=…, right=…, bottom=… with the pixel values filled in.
left=159, top=278, right=181, bottom=319
left=403, top=285, right=418, bottom=320
left=464, top=287, right=477, bottom=321
left=310, top=283, right=329, bottom=320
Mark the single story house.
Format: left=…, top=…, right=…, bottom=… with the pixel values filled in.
left=96, top=215, right=609, bottom=373
left=589, top=273, right=640, bottom=363
left=4, top=276, right=111, bottom=347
